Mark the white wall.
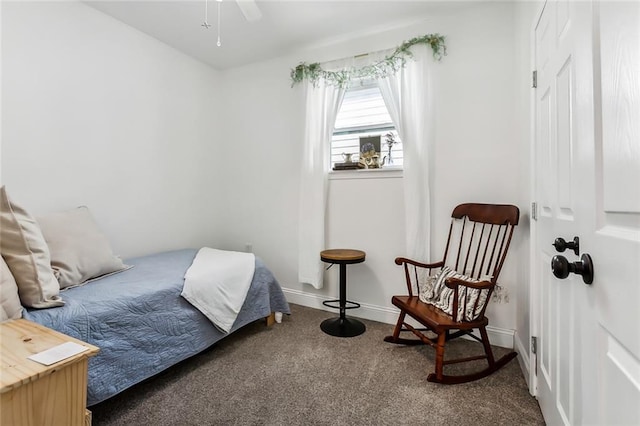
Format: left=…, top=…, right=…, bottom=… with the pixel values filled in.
left=1, top=1, right=221, bottom=258
left=216, top=1, right=526, bottom=341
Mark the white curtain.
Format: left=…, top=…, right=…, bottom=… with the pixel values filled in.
left=378, top=46, right=432, bottom=262
left=298, top=80, right=345, bottom=289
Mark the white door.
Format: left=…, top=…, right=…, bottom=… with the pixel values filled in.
left=533, top=1, right=640, bottom=425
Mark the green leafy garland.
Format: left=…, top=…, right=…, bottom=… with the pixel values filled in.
left=290, top=33, right=446, bottom=88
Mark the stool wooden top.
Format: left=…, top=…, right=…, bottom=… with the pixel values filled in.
left=320, top=249, right=366, bottom=264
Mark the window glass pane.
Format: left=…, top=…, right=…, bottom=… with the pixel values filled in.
left=334, top=86, right=393, bottom=130
left=331, top=82, right=403, bottom=168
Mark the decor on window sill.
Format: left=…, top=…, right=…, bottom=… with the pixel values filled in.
left=290, top=33, right=446, bottom=87
left=359, top=136, right=382, bottom=169
left=361, top=156, right=381, bottom=169
left=333, top=152, right=365, bottom=170
left=342, top=152, right=355, bottom=163
left=383, top=132, right=397, bottom=166
left=333, top=162, right=365, bottom=171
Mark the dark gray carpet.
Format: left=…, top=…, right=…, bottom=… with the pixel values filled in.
left=91, top=303, right=545, bottom=425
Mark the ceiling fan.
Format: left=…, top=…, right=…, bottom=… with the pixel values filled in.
left=235, top=0, right=262, bottom=22
left=201, top=0, right=261, bottom=46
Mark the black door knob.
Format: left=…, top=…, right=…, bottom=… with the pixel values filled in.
left=552, top=236, right=579, bottom=255
left=551, top=254, right=594, bottom=285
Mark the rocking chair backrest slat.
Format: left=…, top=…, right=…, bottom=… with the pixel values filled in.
left=472, top=223, right=488, bottom=277
left=484, top=224, right=499, bottom=276
left=442, top=220, right=455, bottom=265
left=493, top=224, right=515, bottom=282
left=459, top=219, right=474, bottom=274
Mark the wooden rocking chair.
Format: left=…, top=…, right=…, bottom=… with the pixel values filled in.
left=384, top=203, right=520, bottom=384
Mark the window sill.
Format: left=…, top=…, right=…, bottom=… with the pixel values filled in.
left=328, top=167, right=403, bottom=180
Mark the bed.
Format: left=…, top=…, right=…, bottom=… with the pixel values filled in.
left=23, top=248, right=291, bottom=406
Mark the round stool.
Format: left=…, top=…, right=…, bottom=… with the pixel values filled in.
left=319, top=249, right=366, bottom=337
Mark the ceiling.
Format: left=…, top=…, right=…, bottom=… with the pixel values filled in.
left=85, top=0, right=466, bottom=70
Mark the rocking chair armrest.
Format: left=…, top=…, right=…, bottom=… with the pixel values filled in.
left=394, top=257, right=444, bottom=270
left=394, top=258, right=444, bottom=296
left=445, top=277, right=494, bottom=291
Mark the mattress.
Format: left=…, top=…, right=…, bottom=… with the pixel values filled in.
left=24, top=248, right=290, bottom=406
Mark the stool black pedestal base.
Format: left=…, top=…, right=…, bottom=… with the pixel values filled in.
left=320, top=317, right=366, bottom=337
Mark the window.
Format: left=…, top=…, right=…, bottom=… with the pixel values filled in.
left=331, top=80, right=402, bottom=169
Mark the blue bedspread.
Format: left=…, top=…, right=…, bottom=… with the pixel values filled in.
left=24, top=249, right=290, bottom=406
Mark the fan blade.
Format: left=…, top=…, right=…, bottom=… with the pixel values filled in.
left=236, top=0, right=262, bottom=22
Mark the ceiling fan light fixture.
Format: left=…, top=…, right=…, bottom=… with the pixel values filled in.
left=201, top=0, right=261, bottom=47
left=201, top=0, right=211, bottom=29
left=217, top=0, right=222, bottom=47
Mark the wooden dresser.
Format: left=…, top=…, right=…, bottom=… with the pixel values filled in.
left=0, top=319, right=99, bottom=426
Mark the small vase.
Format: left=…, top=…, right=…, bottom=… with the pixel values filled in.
left=386, top=147, right=394, bottom=165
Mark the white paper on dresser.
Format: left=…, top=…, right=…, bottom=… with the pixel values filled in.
left=27, top=341, right=89, bottom=366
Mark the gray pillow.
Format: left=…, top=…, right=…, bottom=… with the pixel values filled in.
left=37, top=206, right=128, bottom=289
left=0, top=256, right=24, bottom=320
left=0, top=186, right=64, bottom=308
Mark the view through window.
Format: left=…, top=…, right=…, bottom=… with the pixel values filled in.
left=331, top=80, right=402, bottom=170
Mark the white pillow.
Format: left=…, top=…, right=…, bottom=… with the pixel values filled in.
left=0, top=186, right=64, bottom=308
left=419, top=266, right=491, bottom=322
left=36, top=206, right=128, bottom=289
left=1, top=256, right=23, bottom=320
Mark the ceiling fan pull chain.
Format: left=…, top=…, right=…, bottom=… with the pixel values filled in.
left=217, top=0, right=222, bottom=47
left=201, top=0, right=211, bottom=29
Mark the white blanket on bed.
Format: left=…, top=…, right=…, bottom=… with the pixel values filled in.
left=181, top=247, right=255, bottom=333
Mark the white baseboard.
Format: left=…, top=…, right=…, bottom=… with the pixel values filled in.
left=515, top=331, right=533, bottom=393
left=281, top=288, right=515, bottom=349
